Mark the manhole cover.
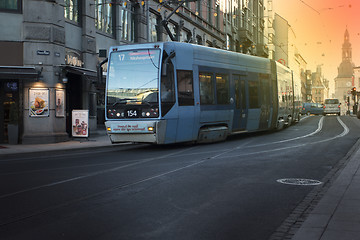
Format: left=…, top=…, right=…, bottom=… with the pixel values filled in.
left=277, top=178, right=323, bottom=186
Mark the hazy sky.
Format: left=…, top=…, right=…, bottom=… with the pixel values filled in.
left=273, top=0, right=360, bottom=93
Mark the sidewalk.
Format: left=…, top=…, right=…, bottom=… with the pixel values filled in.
left=292, top=140, right=360, bottom=240
left=0, top=129, right=114, bottom=157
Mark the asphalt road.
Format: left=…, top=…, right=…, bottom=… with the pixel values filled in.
left=1, top=115, right=360, bottom=240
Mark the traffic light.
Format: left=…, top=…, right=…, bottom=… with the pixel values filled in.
left=351, top=87, right=357, bottom=96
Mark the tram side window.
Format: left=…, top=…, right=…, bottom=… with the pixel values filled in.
left=177, top=70, right=194, bottom=106
left=216, top=74, right=229, bottom=104
left=234, top=75, right=246, bottom=109
left=161, top=68, right=175, bottom=103
left=249, top=81, right=260, bottom=108
left=161, top=57, right=176, bottom=116
left=199, top=73, right=215, bottom=104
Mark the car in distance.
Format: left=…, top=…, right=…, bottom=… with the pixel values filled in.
left=301, top=102, right=324, bottom=115
left=323, top=98, right=341, bottom=116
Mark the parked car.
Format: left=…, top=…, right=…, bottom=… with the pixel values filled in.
left=301, top=103, right=324, bottom=115
left=323, top=99, right=341, bottom=116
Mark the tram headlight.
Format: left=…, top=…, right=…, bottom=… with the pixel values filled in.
left=142, top=111, right=151, bottom=117
left=148, top=126, right=154, bottom=132
left=141, top=108, right=158, bottom=118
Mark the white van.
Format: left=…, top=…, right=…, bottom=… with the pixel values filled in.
left=323, top=99, right=341, bottom=116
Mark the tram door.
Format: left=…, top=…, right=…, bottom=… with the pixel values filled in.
left=259, top=74, right=271, bottom=129
left=233, top=75, right=247, bottom=131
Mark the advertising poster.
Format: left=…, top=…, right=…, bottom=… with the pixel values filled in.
left=29, top=88, right=49, bottom=117
left=55, top=89, right=65, bottom=117
left=72, top=110, right=89, bottom=137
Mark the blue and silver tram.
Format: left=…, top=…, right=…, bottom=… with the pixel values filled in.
left=105, top=42, right=295, bottom=144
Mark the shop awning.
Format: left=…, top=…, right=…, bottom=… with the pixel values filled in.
left=0, top=66, right=39, bottom=79
left=61, top=65, right=97, bottom=82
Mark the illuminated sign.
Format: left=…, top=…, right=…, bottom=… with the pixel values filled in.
left=65, top=51, right=83, bottom=67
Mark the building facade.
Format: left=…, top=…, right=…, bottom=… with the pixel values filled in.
left=311, top=65, right=329, bottom=104
left=272, top=13, right=307, bottom=105
left=0, top=0, right=269, bottom=144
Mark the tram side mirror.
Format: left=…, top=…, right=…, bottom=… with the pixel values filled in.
left=161, top=51, right=175, bottom=77
left=162, top=63, right=169, bottom=77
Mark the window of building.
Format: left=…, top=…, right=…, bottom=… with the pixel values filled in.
left=196, top=35, right=203, bottom=45
left=165, top=22, right=177, bottom=42
left=233, top=6, right=238, bottom=28
left=226, top=35, right=230, bottom=50
left=120, top=2, right=135, bottom=42
left=200, top=73, right=215, bottom=104
left=0, top=0, right=21, bottom=13
left=226, top=0, right=231, bottom=22
left=149, top=12, right=159, bottom=42
left=215, top=5, right=220, bottom=29
left=95, top=0, right=114, bottom=35
left=177, top=70, right=194, bottom=106
left=64, top=0, right=80, bottom=23
left=179, top=29, right=190, bottom=43
left=207, top=0, right=212, bottom=24
left=216, top=74, right=229, bottom=104
left=196, top=0, right=202, bottom=17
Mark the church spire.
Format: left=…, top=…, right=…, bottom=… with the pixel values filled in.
left=342, top=27, right=352, bottom=62
left=337, top=27, right=354, bottom=78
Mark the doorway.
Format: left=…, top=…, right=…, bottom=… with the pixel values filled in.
left=1, top=81, right=19, bottom=143
left=66, top=73, right=83, bottom=136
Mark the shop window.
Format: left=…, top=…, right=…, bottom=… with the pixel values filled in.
left=64, top=0, right=80, bottom=23
left=0, top=0, right=21, bottom=13
left=120, top=2, right=135, bottom=42
left=95, top=0, right=114, bottom=35
left=177, top=70, right=194, bottom=106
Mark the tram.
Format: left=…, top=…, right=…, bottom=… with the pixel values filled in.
left=105, top=42, right=298, bottom=144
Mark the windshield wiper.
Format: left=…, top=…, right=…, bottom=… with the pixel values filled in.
left=112, top=98, right=137, bottom=106
left=141, top=100, right=152, bottom=106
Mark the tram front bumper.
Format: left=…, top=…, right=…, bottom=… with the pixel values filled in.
left=105, top=120, right=166, bottom=144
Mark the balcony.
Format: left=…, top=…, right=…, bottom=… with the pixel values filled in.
left=256, top=44, right=269, bottom=58
left=238, top=28, right=253, bottom=43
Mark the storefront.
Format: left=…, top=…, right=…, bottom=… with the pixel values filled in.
left=0, top=66, right=38, bottom=144
left=61, top=65, right=98, bottom=136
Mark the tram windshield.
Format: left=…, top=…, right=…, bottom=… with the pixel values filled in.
left=106, top=49, right=161, bottom=118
